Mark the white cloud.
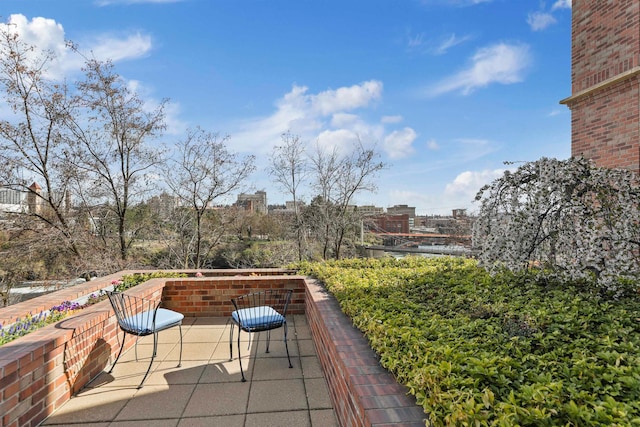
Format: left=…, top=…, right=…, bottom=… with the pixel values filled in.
left=1, top=14, right=72, bottom=79
left=128, top=80, right=186, bottom=135
left=1, top=14, right=153, bottom=79
left=406, top=30, right=471, bottom=55
left=384, top=128, right=417, bottom=159
left=527, top=12, right=557, bottom=31
left=386, top=188, right=475, bottom=216
left=311, top=80, right=383, bottom=115
left=407, top=31, right=426, bottom=49
left=231, top=80, right=386, bottom=155
left=88, top=32, right=153, bottom=62
left=331, top=113, right=359, bottom=128
left=316, top=129, right=362, bottom=153
left=443, top=168, right=506, bottom=212
left=433, top=33, right=472, bottom=55
left=381, top=115, right=403, bottom=124
left=428, top=42, right=531, bottom=96
left=551, top=0, right=572, bottom=10
left=426, top=138, right=440, bottom=150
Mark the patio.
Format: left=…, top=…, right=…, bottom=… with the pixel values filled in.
left=42, top=315, right=339, bottom=426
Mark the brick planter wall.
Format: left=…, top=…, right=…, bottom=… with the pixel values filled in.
left=162, top=275, right=307, bottom=317
left=0, top=277, right=166, bottom=427
left=305, top=277, right=427, bottom=427
left=0, top=270, right=426, bottom=427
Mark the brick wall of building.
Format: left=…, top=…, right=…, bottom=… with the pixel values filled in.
left=564, top=0, right=640, bottom=172
left=571, top=0, right=640, bottom=94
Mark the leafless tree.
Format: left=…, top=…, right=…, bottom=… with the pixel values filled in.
left=165, top=128, right=255, bottom=268
left=0, top=23, right=83, bottom=258
left=309, top=138, right=385, bottom=259
left=268, top=132, right=308, bottom=260
left=64, top=57, right=167, bottom=261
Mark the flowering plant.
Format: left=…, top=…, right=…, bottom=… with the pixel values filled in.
left=473, top=157, right=640, bottom=295
left=0, top=301, right=81, bottom=346
left=0, top=271, right=188, bottom=346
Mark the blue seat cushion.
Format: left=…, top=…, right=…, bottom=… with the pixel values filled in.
left=120, top=308, right=184, bottom=335
left=232, top=306, right=285, bottom=330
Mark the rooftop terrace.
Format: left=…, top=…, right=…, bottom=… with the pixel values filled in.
left=0, top=269, right=427, bottom=427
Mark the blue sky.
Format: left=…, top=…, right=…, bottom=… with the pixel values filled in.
left=1, top=0, right=572, bottom=215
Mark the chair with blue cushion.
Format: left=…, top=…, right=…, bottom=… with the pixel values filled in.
left=107, top=291, right=184, bottom=388
left=229, top=289, right=293, bottom=382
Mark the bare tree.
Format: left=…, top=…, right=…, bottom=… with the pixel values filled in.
left=309, top=138, right=385, bottom=259
left=308, top=145, right=341, bottom=259
left=0, top=23, right=82, bottom=258
left=268, top=132, right=308, bottom=261
left=165, top=128, right=255, bottom=269
left=64, top=57, right=167, bottom=261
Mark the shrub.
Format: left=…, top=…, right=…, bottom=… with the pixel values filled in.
left=298, top=257, right=640, bottom=426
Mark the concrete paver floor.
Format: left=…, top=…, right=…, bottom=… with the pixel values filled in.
left=42, top=315, right=339, bottom=427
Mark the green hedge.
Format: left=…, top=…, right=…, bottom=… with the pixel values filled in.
left=297, top=257, right=640, bottom=426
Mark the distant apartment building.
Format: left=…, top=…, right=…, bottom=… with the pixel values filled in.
left=236, top=191, right=267, bottom=213
left=357, top=205, right=384, bottom=216
left=0, top=182, right=57, bottom=215
left=0, top=186, right=27, bottom=213
left=387, top=204, right=416, bottom=227
left=285, top=200, right=305, bottom=211
left=416, top=209, right=474, bottom=237
left=368, top=214, right=410, bottom=234
left=146, top=192, right=180, bottom=218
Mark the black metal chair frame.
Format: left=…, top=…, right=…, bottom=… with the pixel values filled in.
left=107, top=291, right=184, bottom=389
left=229, top=289, right=293, bottom=382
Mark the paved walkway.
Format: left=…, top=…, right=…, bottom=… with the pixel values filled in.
left=43, top=315, right=338, bottom=426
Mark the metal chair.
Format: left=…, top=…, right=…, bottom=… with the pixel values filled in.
left=229, top=289, right=293, bottom=382
left=107, top=291, right=184, bottom=388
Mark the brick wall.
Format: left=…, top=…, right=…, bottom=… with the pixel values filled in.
left=162, top=275, right=306, bottom=317
left=305, top=278, right=426, bottom=426
left=564, top=0, right=640, bottom=173
left=570, top=76, right=640, bottom=171
left=571, top=0, right=640, bottom=94
left=0, top=279, right=164, bottom=427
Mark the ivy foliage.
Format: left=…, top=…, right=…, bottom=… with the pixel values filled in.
left=297, top=257, right=640, bottom=426
left=473, top=157, right=640, bottom=293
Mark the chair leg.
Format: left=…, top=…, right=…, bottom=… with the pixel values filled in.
left=265, top=329, right=271, bottom=353
left=108, top=331, right=128, bottom=374
left=229, top=321, right=234, bottom=361
left=177, top=324, right=183, bottom=368
left=284, top=322, right=293, bottom=368
left=138, top=331, right=157, bottom=389
left=237, top=329, right=246, bottom=382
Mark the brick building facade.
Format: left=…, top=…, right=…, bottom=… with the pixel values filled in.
left=560, top=0, right=640, bottom=173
